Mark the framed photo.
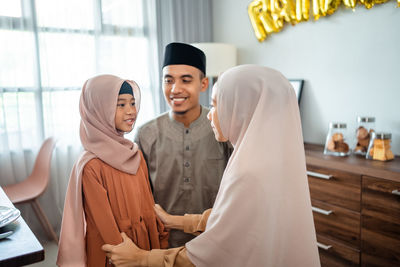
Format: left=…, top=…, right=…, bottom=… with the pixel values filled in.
left=289, top=79, right=304, bottom=104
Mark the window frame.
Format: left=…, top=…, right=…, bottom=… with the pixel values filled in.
left=0, top=0, right=148, bottom=143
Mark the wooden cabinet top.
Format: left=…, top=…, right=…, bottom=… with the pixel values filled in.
left=304, top=143, right=400, bottom=183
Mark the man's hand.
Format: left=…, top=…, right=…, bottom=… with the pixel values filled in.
left=102, top=232, right=149, bottom=267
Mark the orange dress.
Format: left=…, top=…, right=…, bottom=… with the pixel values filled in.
left=82, top=151, right=169, bottom=267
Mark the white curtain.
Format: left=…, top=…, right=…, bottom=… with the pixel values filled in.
left=0, top=0, right=158, bottom=237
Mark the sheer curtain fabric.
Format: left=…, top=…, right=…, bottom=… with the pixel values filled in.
left=0, top=0, right=158, bottom=237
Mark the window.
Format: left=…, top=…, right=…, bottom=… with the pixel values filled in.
left=0, top=0, right=155, bottom=151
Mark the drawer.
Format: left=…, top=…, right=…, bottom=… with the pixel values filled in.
left=361, top=215, right=400, bottom=266
left=362, top=176, right=400, bottom=221
left=361, top=176, right=400, bottom=266
left=317, top=235, right=360, bottom=267
left=312, top=199, right=360, bottom=249
left=307, top=166, right=361, bottom=212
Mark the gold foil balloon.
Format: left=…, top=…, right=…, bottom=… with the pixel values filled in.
left=312, top=0, right=340, bottom=19
left=319, top=0, right=327, bottom=16
left=273, top=0, right=298, bottom=25
left=323, top=0, right=342, bottom=15
left=248, top=0, right=268, bottom=41
left=374, top=0, right=390, bottom=4
left=269, top=12, right=285, bottom=30
left=312, top=0, right=323, bottom=20
left=285, top=0, right=299, bottom=24
left=342, top=0, right=357, bottom=9
left=296, top=0, right=310, bottom=21
left=261, top=0, right=269, bottom=10
left=267, top=0, right=275, bottom=13
left=267, top=0, right=285, bottom=29
left=359, top=0, right=375, bottom=9
left=248, top=0, right=397, bottom=42
left=260, top=11, right=282, bottom=33
left=358, top=0, right=390, bottom=8
left=248, top=0, right=287, bottom=41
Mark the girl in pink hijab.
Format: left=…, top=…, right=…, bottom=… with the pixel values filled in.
left=57, top=75, right=168, bottom=267
left=102, top=65, right=320, bottom=267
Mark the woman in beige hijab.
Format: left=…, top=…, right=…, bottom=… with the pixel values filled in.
left=102, top=65, right=320, bottom=267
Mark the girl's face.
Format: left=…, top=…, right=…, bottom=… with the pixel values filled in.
left=115, top=94, right=137, bottom=133
left=207, top=86, right=227, bottom=142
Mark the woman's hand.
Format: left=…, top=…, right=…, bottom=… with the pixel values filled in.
left=154, top=204, right=184, bottom=230
left=102, top=232, right=149, bottom=267
left=154, top=204, right=171, bottom=226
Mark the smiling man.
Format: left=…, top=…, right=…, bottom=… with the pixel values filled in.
left=135, top=42, right=231, bottom=248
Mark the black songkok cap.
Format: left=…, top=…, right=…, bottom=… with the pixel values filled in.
left=119, top=81, right=134, bottom=95
left=162, top=42, right=206, bottom=75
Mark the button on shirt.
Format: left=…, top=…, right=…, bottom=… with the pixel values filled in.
left=135, top=106, right=232, bottom=247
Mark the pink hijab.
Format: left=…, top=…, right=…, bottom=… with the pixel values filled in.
left=186, top=65, right=320, bottom=267
left=57, top=75, right=141, bottom=267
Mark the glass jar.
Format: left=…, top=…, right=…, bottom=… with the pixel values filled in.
left=324, top=122, right=350, bottom=156
left=353, top=116, right=375, bottom=156
left=366, top=132, right=394, bottom=161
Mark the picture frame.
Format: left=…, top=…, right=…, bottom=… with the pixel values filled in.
left=289, top=79, right=304, bottom=104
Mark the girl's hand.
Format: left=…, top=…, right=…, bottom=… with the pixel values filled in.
left=154, top=204, right=184, bottom=230
left=102, top=232, right=149, bottom=267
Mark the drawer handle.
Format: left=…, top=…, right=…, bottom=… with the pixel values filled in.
left=317, top=242, right=332, bottom=250
left=392, top=190, right=400, bottom=196
left=307, top=171, right=333, bottom=180
left=312, top=206, right=333, bottom=215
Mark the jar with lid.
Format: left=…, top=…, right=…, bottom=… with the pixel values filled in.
left=366, top=132, right=394, bottom=161
left=353, top=116, right=375, bottom=156
left=324, top=122, right=350, bottom=156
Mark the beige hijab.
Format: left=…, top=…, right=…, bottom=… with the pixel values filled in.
left=186, top=65, right=320, bottom=267
left=57, top=75, right=141, bottom=266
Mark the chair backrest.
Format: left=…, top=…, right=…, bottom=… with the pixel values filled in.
left=28, top=137, right=57, bottom=196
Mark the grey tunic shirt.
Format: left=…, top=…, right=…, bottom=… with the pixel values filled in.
left=135, top=106, right=231, bottom=247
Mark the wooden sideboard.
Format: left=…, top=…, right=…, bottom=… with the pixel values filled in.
left=304, top=143, right=400, bottom=267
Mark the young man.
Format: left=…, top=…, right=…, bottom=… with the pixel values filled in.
left=135, top=42, right=231, bottom=247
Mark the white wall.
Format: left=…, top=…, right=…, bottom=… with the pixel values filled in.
left=212, top=0, right=400, bottom=155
